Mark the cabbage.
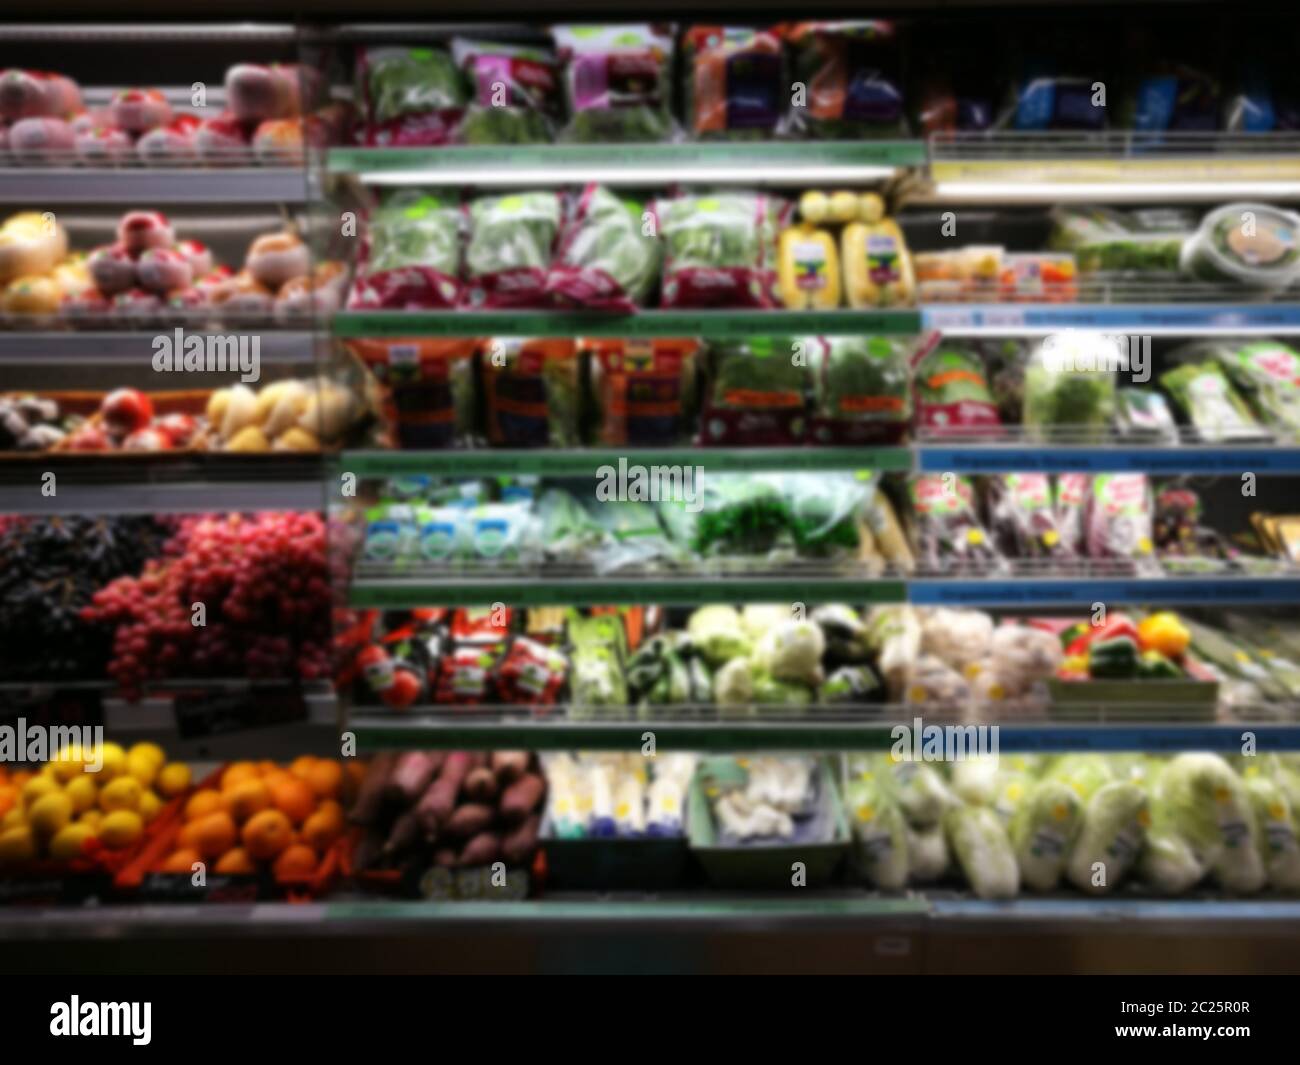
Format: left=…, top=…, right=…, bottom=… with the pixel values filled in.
left=687, top=605, right=751, bottom=666
left=753, top=619, right=826, bottom=686
left=740, top=604, right=788, bottom=642
left=906, top=824, right=949, bottom=882
left=951, top=756, right=1001, bottom=807
left=886, top=759, right=956, bottom=827
left=1159, top=753, right=1263, bottom=893
left=845, top=777, right=909, bottom=890
left=991, top=765, right=1037, bottom=822
left=1245, top=774, right=1300, bottom=893
left=1045, top=753, right=1115, bottom=803
left=1066, top=781, right=1149, bottom=894
left=1138, top=829, right=1207, bottom=895
left=944, top=805, right=1020, bottom=899
left=712, top=657, right=754, bottom=712
left=1010, top=780, right=1084, bottom=891
left=751, top=673, right=814, bottom=709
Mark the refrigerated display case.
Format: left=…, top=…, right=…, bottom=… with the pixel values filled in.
left=4, top=4, right=1300, bottom=976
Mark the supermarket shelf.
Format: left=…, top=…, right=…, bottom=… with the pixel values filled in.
left=347, top=573, right=908, bottom=608
left=924, top=131, right=1300, bottom=202
left=909, top=574, right=1300, bottom=606
left=0, top=454, right=325, bottom=514
left=0, top=167, right=311, bottom=204
left=334, top=308, right=922, bottom=339
left=340, top=446, right=911, bottom=478
left=329, top=141, right=923, bottom=187
left=0, top=21, right=297, bottom=42
left=349, top=710, right=1300, bottom=753
left=921, top=302, right=1300, bottom=336
left=0, top=329, right=317, bottom=364
left=917, top=442, right=1300, bottom=474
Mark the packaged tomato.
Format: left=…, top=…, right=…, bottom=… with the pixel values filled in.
left=587, top=337, right=699, bottom=446
left=495, top=636, right=568, bottom=704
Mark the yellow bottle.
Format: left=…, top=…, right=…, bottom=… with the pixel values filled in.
left=842, top=193, right=915, bottom=308
left=778, top=221, right=842, bottom=309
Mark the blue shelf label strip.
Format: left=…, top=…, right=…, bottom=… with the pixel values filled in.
left=917, top=447, right=1300, bottom=474
left=910, top=578, right=1300, bottom=605
left=921, top=304, right=1300, bottom=332
left=997, top=725, right=1300, bottom=752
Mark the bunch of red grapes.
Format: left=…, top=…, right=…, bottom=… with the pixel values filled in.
left=82, top=512, right=333, bottom=698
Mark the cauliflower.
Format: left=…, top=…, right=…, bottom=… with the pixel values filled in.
left=753, top=618, right=826, bottom=687
left=687, top=605, right=751, bottom=666
left=713, top=657, right=754, bottom=710
left=920, top=608, right=994, bottom=671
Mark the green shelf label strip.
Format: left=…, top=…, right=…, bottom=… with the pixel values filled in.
left=328, top=141, right=927, bottom=174
left=334, top=309, right=922, bottom=339
left=348, top=577, right=908, bottom=609
left=340, top=447, right=911, bottom=477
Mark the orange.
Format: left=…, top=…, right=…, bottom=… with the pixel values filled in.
left=273, top=843, right=318, bottom=878
left=256, top=760, right=279, bottom=775
left=301, top=808, right=342, bottom=852
left=160, top=847, right=203, bottom=874
left=213, top=847, right=256, bottom=875
left=0, top=765, right=8, bottom=783
left=177, top=820, right=203, bottom=851
left=0, top=785, right=16, bottom=819
left=10, top=769, right=33, bottom=789
left=189, top=811, right=238, bottom=859
left=242, top=809, right=293, bottom=860
left=184, top=789, right=223, bottom=821
left=267, top=776, right=315, bottom=826
left=303, top=760, right=343, bottom=800
left=223, top=779, right=271, bottom=823
left=288, top=755, right=318, bottom=781
left=220, top=762, right=259, bottom=792
left=342, top=761, right=367, bottom=805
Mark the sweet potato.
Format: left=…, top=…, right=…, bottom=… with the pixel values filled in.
left=414, top=779, right=442, bottom=839
left=463, top=766, right=498, bottom=803
left=382, top=809, right=420, bottom=856
left=422, top=751, right=474, bottom=825
left=498, top=772, right=545, bottom=826
left=388, top=751, right=445, bottom=804
left=349, top=752, right=398, bottom=826
left=458, top=831, right=501, bottom=868
left=501, top=814, right=541, bottom=866
left=443, top=802, right=494, bottom=839
left=491, top=751, right=530, bottom=785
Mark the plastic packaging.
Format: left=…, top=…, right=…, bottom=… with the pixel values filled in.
left=356, top=46, right=467, bottom=146
left=785, top=21, right=906, bottom=138
left=552, top=24, right=675, bottom=143
left=586, top=337, right=699, bottom=446
left=464, top=192, right=561, bottom=308
left=682, top=26, right=785, bottom=140
left=910, top=474, right=1005, bottom=573
left=913, top=343, right=1001, bottom=437
left=548, top=185, right=659, bottom=311
left=480, top=338, right=579, bottom=446
left=1180, top=202, right=1300, bottom=290
left=452, top=38, right=562, bottom=145
left=347, top=191, right=462, bottom=310
left=1023, top=334, right=1118, bottom=443
left=698, top=336, right=808, bottom=445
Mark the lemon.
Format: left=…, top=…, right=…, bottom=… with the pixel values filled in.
left=49, top=823, right=96, bottom=862
left=2, top=808, right=26, bottom=830
left=99, top=776, right=143, bottom=813
left=78, top=810, right=103, bottom=829
left=126, top=753, right=158, bottom=788
left=0, top=826, right=36, bottom=864
left=99, top=809, right=144, bottom=851
left=156, top=763, right=192, bottom=798
left=828, top=189, right=859, bottom=223
left=29, top=791, right=73, bottom=837
left=92, top=743, right=128, bottom=781
left=64, top=774, right=97, bottom=814
left=138, top=791, right=163, bottom=823
left=799, top=190, right=829, bottom=224
left=50, top=744, right=86, bottom=782
left=127, top=742, right=165, bottom=769
left=21, top=775, right=58, bottom=808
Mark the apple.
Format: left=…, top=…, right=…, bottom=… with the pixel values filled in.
left=8, top=117, right=75, bottom=164
left=0, top=69, right=46, bottom=121
left=155, top=412, right=198, bottom=446
left=87, top=243, right=136, bottom=297
left=136, top=117, right=198, bottom=163
left=174, top=239, right=213, bottom=278
left=117, top=211, right=174, bottom=256
left=75, top=125, right=132, bottom=164
left=136, top=248, right=193, bottom=293
left=109, top=287, right=162, bottom=324
left=122, top=426, right=172, bottom=451
left=65, top=424, right=112, bottom=451
left=109, top=87, right=171, bottom=134
left=194, top=113, right=247, bottom=162
left=100, top=388, right=154, bottom=437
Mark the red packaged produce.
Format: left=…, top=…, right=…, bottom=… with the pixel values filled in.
left=494, top=636, right=567, bottom=705
left=586, top=337, right=699, bottom=446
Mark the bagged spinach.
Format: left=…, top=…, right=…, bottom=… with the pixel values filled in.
left=1023, top=334, right=1118, bottom=444
left=682, top=25, right=786, bottom=140
left=548, top=185, right=660, bottom=311
left=655, top=191, right=789, bottom=308
left=785, top=21, right=906, bottom=138
left=552, top=24, right=676, bottom=142
left=1210, top=339, right=1300, bottom=440
left=465, top=191, right=561, bottom=308
left=1161, top=359, right=1266, bottom=442
left=452, top=38, right=563, bottom=145
left=699, top=336, right=808, bottom=445
left=808, top=335, right=911, bottom=445
left=356, top=46, right=467, bottom=146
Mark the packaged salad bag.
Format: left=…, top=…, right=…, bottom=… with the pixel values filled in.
left=807, top=335, right=911, bottom=445
left=698, top=336, right=808, bottom=445
left=355, top=46, right=467, bottom=146
left=586, top=337, right=700, bottom=446
left=345, top=338, right=478, bottom=449
left=480, top=338, right=580, bottom=447
left=547, top=185, right=660, bottom=311
left=346, top=190, right=463, bottom=310
left=784, top=21, right=907, bottom=138
left=452, top=38, right=563, bottom=145
left=552, top=24, right=676, bottom=142
left=464, top=191, right=562, bottom=308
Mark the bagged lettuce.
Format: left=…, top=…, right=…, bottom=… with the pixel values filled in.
left=1162, top=359, right=1265, bottom=442
left=1066, top=781, right=1149, bottom=894
left=1158, top=753, right=1264, bottom=894
left=1245, top=773, right=1300, bottom=892
left=356, top=45, right=467, bottom=146
left=785, top=21, right=906, bottom=138
left=465, top=192, right=561, bottom=308
left=552, top=24, right=675, bottom=142
left=347, top=191, right=463, bottom=310
left=655, top=191, right=789, bottom=308
left=682, top=26, right=785, bottom=140
left=944, top=805, right=1020, bottom=899
left=914, top=342, right=1001, bottom=437
left=1009, top=779, right=1083, bottom=891
left=845, top=775, right=910, bottom=890
left=452, top=38, right=561, bottom=145
left=1023, top=334, right=1117, bottom=444
left=548, top=185, right=659, bottom=311
left=1210, top=339, right=1300, bottom=440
